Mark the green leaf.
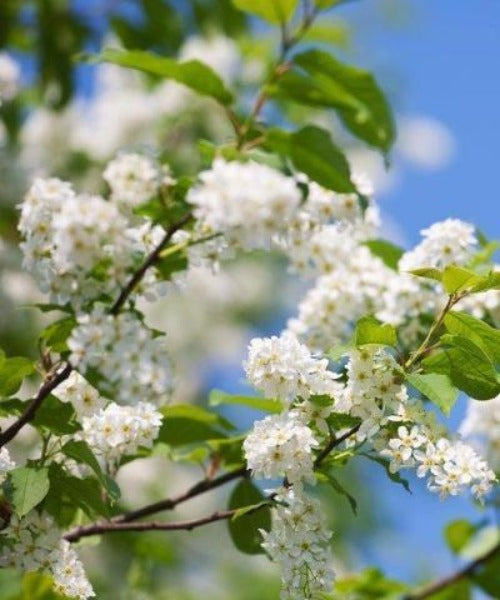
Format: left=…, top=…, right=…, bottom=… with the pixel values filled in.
left=364, top=239, right=404, bottom=271
left=82, top=48, right=234, bottom=105
left=422, top=335, right=500, bottom=400
left=327, top=412, right=361, bottom=431
left=276, top=49, right=395, bottom=153
left=355, top=315, right=397, bottom=347
left=31, top=395, right=80, bottom=435
left=158, top=404, right=235, bottom=446
left=61, top=440, right=120, bottom=501
left=155, top=251, right=188, bottom=281
left=0, top=357, right=35, bottom=397
left=20, top=572, right=62, bottom=600
left=423, top=580, right=470, bottom=600
left=209, top=389, right=282, bottom=413
left=266, top=125, right=355, bottom=194
left=360, top=453, right=411, bottom=493
left=442, top=265, right=483, bottom=294
left=407, top=267, right=443, bottom=282
left=227, top=479, right=271, bottom=554
left=328, top=342, right=354, bottom=362
left=444, top=311, right=500, bottom=364
left=444, top=519, right=478, bottom=554
left=406, top=373, right=458, bottom=416
left=472, top=552, right=500, bottom=596
left=318, top=471, right=357, bottom=514
left=231, top=0, right=298, bottom=24
left=331, top=567, right=409, bottom=599
left=39, top=316, right=76, bottom=353
left=6, top=467, right=50, bottom=517
left=468, top=269, right=500, bottom=293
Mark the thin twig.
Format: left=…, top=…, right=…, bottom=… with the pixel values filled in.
left=314, top=423, right=361, bottom=468
left=403, top=541, right=500, bottom=600
left=65, top=503, right=269, bottom=543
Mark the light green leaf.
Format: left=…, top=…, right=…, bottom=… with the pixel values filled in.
left=406, top=372, right=458, bottom=416
left=469, top=269, right=500, bottom=293
left=6, top=467, right=50, bottom=517
left=266, top=125, right=356, bottom=193
left=355, top=315, right=397, bottom=347
left=228, top=479, right=271, bottom=554
left=158, top=404, right=235, bottom=446
left=232, top=0, right=298, bottom=24
left=444, top=311, right=500, bottom=364
left=328, top=342, right=354, bottom=362
left=442, top=265, right=483, bottom=294
left=39, top=316, right=76, bottom=353
left=276, top=49, right=395, bottom=153
left=422, top=335, right=500, bottom=400
left=0, top=357, right=35, bottom=397
left=209, top=389, right=282, bottom=413
left=444, top=519, right=478, bottom=554
left=82, top=48, right=234, bottom=105
left=364, top=239, right=404, bottom=271
left=407, top=267, right=443, bottom=282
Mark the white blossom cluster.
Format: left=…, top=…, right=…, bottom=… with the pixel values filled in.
left=243, top=332, right=340, bottom=405
left=187, top=159, right=302, bottom=253
left=54, top=371, right=105, bottom=419
left=0, top=51, right=20, bottom=103
left=103, top=152, right=174, bottom=211
left=460, top=394, right=500, bottom=470
left=399, top=218, right=477, bottom=271
left=0, top=512, right=94, bottom=599
left=81, top=401, right=162, bottom=468
left=260, top=487, right=335, bottom=600
left=68, top=306, right=172, bottom=405
left=243, top=412, right=318, bottom=486
left=381, top=425, right=496, bottom=500
left=243, top=332, right=340, bottom=598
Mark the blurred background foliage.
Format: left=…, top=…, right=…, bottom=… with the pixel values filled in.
left=0, top=1, right=497, bottom=598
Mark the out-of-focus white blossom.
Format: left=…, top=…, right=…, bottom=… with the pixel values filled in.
left=0, top=447, right=15, bottom=484
left=0, top=52, right=20, bottom=103
left=460, top=395, right=500, bottom=470
left=179, top=35, right=240, bottom=83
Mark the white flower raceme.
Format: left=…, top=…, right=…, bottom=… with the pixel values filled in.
left=103, top=152, right=172, bottom=210
left=0, top=512, right=94, bottom=600
left=53, top=371, right=105, bottom=419
left=460, top=395, right=500, bottom=469
left=187, top=159, right=302, bottom=251
left=399, top=218, right=477, bottom=271
left=81, top=401, right=162, bottom=466
left=244, top=332, right=339, bottom=404
left=243, top=412, right=318, bottom=486
left=0, top=52, right=20, bottom=103
left=68, top=306, right=172, bottom=405
left=261, top=486, right=335, bottom=600
left=381, top=424, right=496, bottom=500
left=0, top=447, right=15, bottom=484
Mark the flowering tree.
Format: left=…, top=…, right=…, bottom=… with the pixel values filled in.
left=0, top=1, right=499, bottom=599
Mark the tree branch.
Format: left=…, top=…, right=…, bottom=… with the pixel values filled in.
left=403, top=542, right=500, bottom=600
left=314, top=423, right=361, bottom=469
left=0, top=363, right=72, bottom=448
left=65, top=503, right=269, bottom=543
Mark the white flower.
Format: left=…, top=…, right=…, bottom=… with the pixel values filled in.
left=103, top=152, right=170, bottom=210
left=261, top=486, right=335, bottom=600
left=82, top=401, right=162, bottom=466
left=459, top=394, right=500, bottom=469
left=53, top=371, right=105, bottom=419
left=244, top=332, right=339, bottom=405
left=0, top=52, right=20, bottom=103
left=187, top=159, right=301, bottom=251
left=243, top=412, right=318, bottom=486
left=399, top=218, right=477, bottom=271
left=0, top=447, right=15, bottom=485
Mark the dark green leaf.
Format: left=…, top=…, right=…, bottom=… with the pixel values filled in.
left=39, top=316, right=76, bottom=353
left=472, top=553, right=500, bottom=596
left=209, top=389, right=281, bottom=413
left=266, top=126, right=356, bottom=194
left=364, top=239, right=404, bottom=270
left=327, top=412, right=361, bottom=431
left=82, top=48, right=234, bottom=105
left=444, top=311, right=500, bottom=364
left=406, top=373, right=458, bottom=416
left=6, top=467, right=50, bottom=517
left=31, top=395, right=80, bottom=435
left=228, top=479, right=271, bottom=554
left=355, top=315, right=397, bottom=347
left=155, top=251, right=188, bottom=281
left=318, top=471, right=357, bottom=514
left=422, top=335, right=500, bottom=400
